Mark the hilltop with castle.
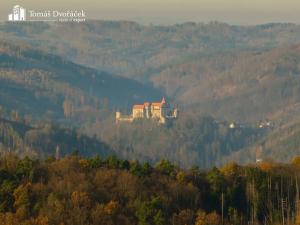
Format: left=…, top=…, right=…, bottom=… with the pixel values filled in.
left=116, top=98, right=178, bottom=124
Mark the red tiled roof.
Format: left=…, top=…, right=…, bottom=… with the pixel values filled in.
left=152, top=102, right=162, bottom=107
left=133, top=98, right=166, bottom=109
left=152, top=98, right=166, bottom=107
left=133, top=104, right=145, bottom=109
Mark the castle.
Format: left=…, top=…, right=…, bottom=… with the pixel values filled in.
left=116, top=98, right=178, bottom=124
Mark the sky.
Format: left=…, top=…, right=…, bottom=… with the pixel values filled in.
left=1, top=0, right=300, bottom=25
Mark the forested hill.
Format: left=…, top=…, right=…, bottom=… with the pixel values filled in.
left=229, top=117, right=300, bottom=164
left=0, top=116, right=112, bottom=157
left=152, top=45, right=300, bottom=122
left=2, top=21, right=300, bottom=167
left=87, top=115, right=267, bottom=168
left=0, top=41, right=162, bottom=122
left=2, top=21, right=300, bottom=81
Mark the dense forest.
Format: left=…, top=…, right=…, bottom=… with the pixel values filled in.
left=86, top=114, right=266, bottom=168
left=0, top=115, right=111, bottom=158
left=0, top=154, right=300, bottom=225
left=0, top=111, right=267, bottom=168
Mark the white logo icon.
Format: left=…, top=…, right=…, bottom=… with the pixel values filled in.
left=8, top=5, right=26, bottom=21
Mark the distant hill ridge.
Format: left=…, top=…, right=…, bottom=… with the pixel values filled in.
left=0, top=40, right=163, bottom=122
left=1, top=21, right=300, bottom=122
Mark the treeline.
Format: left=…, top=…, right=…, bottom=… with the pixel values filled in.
left=1, top=154, right=300, bottom=224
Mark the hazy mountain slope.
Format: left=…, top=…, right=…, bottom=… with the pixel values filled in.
left=0, top=41, right=162, bottom=121
left=1, top=21, right=300, bottom=82
left=2, top=21, right=300, bottom=165
left=1, top=21, right=300, bottom=123
left=151, top=45, right=300, bottom=122
left=226, top=117, right=300, bottom=164
left=262, top=119, right=300, bottom=161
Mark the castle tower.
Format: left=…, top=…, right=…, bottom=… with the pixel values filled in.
left=116, top=111, right=121, bottom=120
left=160, top=97, right=170, bottom=119
left=173, top=108, right=178, bottom=118
left=144, top=102, right=151, bottom=118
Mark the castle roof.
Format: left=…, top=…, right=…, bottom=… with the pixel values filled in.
left=133, top=104, right=145, bottom=109
left=133, top=98, right=166, bottom=109
left=152, top=102, right=162, bottom=107
left=152, top=98, right=166, bottom=107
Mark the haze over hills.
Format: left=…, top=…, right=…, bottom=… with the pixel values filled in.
left=1, top=21, right=300, bottom=166
left=2, top=4, right=300, bottom=223
left=0, top=40, right=163, bottom=123
left=152, top=45, right=300, bottom=122
left=1, top=21, right=300, bottom=123
left=229, top=116, right=300, bottom=164
left=1, top=21, right=300, bottom=79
